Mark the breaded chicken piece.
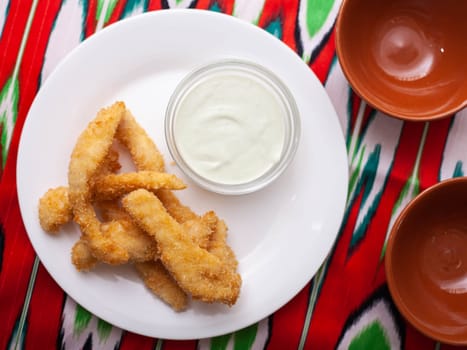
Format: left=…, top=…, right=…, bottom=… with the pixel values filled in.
left=38, top=186, right=72, bottom=233
left=134, top=261, right=188, bottom=311
left=113, top=110, right=199, bottom=225
left=156, top=189, right=198, bottom=223
left=122, top=189, right=241, bottom=306
left=104, top=220, right=157, bottom=260
left=116, top=111, right=198, bottom=227
left=71, top=200, right=157, bottom=270
left=207, top=216, right=239, bottom=271
left=72, top=201, right=213, bottom=268
left=68, top=101, right=129, bottom=264
left=183, top=211, right=216, bottom=249
left=93, top=171, right=186, bottom=200
left=71, top=240, right=98, bottom=271
left=116, top=110, right=165, bottom=173
left=114, top=110, right=199, bottom=226
left=96, top=145, right=121, bottom=175
left=38, top=146, right=122, bottom=235
left=133, top=213, right=217, bottom=311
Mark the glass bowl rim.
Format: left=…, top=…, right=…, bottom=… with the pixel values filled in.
left=164, top=58, right=301, bottom=195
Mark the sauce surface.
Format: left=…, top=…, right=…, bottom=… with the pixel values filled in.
left=174, top=72, right=286, bottom=185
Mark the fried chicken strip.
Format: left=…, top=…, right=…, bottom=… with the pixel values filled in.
left=116, top=110, right=165, bottom=172
left=39, top=146, right=121, bottom=234
left=156, top=189, right=198, bottom=223
left=133, top=212, right=216, bottom=310
left=70, top=203, right=215, bottom=270
left=69, top=199, right=157, bottom=270
left=70, top=197, right=217, bottom=310
left=67, top=101, right=129, bottom=264
left=122, top=189, right=241, bottom=306
left=134, top=261, right=188, bottom=311
left=114, top=110, right=198, bottom=223
left=38, top=171, right=185, bottom=234
left=93, top=171, right=186, bottom=200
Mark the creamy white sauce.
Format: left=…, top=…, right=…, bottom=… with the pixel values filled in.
left=174, top=72, right=286, bottom=185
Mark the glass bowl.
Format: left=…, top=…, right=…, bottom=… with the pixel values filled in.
left=165, top=59, right=301, bottom=195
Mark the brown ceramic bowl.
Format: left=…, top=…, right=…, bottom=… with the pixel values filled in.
left=335, top=0, right=467, bottom=121
left=385, top=177, right=467, bottom=345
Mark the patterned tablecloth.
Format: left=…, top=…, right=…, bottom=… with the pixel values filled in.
left=1, top=1, right=466, bottom=349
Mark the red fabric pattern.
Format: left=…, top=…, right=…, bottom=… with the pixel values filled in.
left=0, top=0, right=34, bottom=90
left=119, top=331, right=157, bottom=350
left=305, top=122, right=434, bottom=349
left=1, top=2, right=465, bottom=349
left=267, top=285, right=310, bottom=350
left=310, top=29, right=336, bottom=83
left=258, top=0, right=301, bottom=53
left=24, top=265, right=65, bottom=350
left=163, top=340, right=198, bottom=350
left=84, top=0, right=98, bottom=38
left=0, top=1, right=67, bottom=348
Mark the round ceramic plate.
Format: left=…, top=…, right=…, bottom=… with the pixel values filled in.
left=17, top=10, right=348, bottom=340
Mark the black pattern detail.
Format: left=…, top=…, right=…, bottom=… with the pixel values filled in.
left=57, top=293, right=68, bottom=350
left=58, top=327, right=65, bottom=350
left=161, top=0, right=198, bottom=9
left=335, top=284, right=406, bottom=349
left=82, top=333, right=93, bottom=350
left=294, top=0, right=304, bottom=58
left=309, top=19, right=335, bottom=64
left=263, top=316, right=274, bottom=349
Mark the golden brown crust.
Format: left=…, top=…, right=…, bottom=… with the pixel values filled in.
left=71, top=240, right=98, bottom=271
left=94, top=171, right=186, bottom=200
left=38, top=186, right=72, bottom=233
left=115, top=110, right=165, bottom=172
left=156, top=189, right=198, bottom=223
left=122, top=189, right=241, bottom=306
left=134, top=261, right=188, bottom=312
left=40, top=102, right=241, bottom=311
left=67, top=101, right=129, bottom=265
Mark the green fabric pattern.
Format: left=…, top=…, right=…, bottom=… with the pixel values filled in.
left=74, top=304, right=92, bottom=336
left=348, top=145, right=366, bottom=198
left=349, top=321, right=391, bottom=350
left=306, top=0, right=334, bottom=37
left=233, top=323, right=258, bottom=350
left=0, top=76, right=19, bottom=168
left=211, top=333, right=231, bottom=350
left=97, top=318, right=113, bottom=342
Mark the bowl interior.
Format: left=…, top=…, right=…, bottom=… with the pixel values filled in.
left=386, top=178, right=467, bottom=344
left=336, top=0, right=467, bottom=120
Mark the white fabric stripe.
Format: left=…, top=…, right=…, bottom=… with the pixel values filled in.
left=40, top=0, right=86, bottom=85
left=233, top=0, right=265, bottom=23
left=440, top=109, right=467, bottom=180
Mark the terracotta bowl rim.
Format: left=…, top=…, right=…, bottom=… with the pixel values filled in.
left=335, top=0, right=467, bottom=122
left=385, top=176, right=467, bottom=345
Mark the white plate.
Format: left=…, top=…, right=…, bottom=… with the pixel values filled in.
left=17, top=9, right=348, bottom=339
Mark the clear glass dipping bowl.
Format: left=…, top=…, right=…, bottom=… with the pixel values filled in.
left=165, top=59, right=301, bottom=195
